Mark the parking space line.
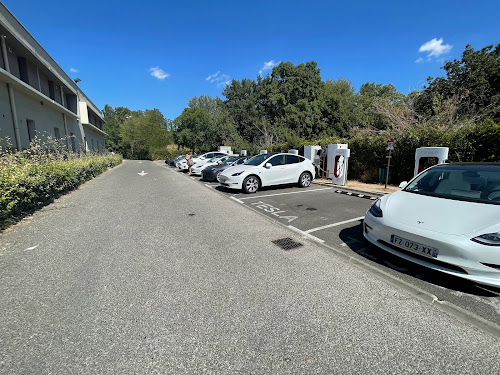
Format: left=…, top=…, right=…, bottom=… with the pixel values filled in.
left=230, top=196, right=244, bottom=204
left=239, top=187, right=333, bottom=200
left=288, top=226, right=325, bottom=243
left=205, top=184, right=212, bottom=189
left=305, top=216, right=365, bottom=234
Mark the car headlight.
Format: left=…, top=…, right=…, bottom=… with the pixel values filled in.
left=471, top=233, right=500, bottom=246
left=232, top=172, right=244, bottom=176
left=368, top=199, right=383, bottom=217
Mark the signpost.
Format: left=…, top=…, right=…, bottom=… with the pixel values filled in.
left=385, top=140, right=395, bottom=189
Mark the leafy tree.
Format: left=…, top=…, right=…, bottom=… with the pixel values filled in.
left=120, top=109, right=172, bottom=159
left=422, top=43, right=500, bottom=122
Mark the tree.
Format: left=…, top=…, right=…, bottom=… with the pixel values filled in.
left=422, top=43, right=500, bottom=122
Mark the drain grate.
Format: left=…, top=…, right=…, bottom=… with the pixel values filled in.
left=305, top=207, right=317, bottom=211
left=272, top=237, right=303, bottom=251
left=188, top=213, right=195, bottom=216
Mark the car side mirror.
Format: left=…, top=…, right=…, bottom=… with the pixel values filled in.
left=399, top=181, right=408, bottom=189
left=265, top=163, right=272, bottom=169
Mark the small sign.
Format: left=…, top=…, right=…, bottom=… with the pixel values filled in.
left=387, top=140, right=395, bottom=150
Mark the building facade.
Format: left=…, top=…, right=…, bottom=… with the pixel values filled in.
left=0, top=2, right=105, bottom=152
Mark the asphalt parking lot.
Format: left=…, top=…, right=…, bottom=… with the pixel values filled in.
left=165, top=163, right=500, bottom=330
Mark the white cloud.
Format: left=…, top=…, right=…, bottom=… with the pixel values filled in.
left=206, top=71, right=230, bottom=87
left=415, top=57, right=425, bottom=63
left=149, top=66, right=169, bottom=80
left=69, top=68, right=79, bottom=73
left=418, top=38, right=452, bottom=57
left=259, top=60, right=279, bottom=75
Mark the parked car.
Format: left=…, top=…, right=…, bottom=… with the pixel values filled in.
left=364, top=163, right=500, bottom=288
left=218, top=153, right=315, bottom=193
left=190, top=155, right=229, bottom=175
left=166, top=155, right=185, bottom=167
left=201, top=156, right=249, bottom=182
left=177, top=152, right=226, bottom=171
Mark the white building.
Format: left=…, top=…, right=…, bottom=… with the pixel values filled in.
left=0, top=2, right=105, bottom=152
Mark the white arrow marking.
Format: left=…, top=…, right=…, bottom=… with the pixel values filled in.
left=25, top=245, right=38, bottom=251
left=138, top=171, right=148, bottom=176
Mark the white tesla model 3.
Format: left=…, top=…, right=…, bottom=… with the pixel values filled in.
left=364, top=163, right=500, bottom=288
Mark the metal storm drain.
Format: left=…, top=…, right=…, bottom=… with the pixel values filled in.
left=272, top=237, right=303, bottom=251
left=306, top=207, right=317, bottom=211
left=188, top=213, right=195, bottom=216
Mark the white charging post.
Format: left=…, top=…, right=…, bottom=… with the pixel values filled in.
left=259, top=150, right=267, bottom=155
left=327, top=144, right=350, bottom=186
left=288, top=149, right=299, bottom=155
left=414, top=147, right=449, bottom=176
left=304, top=145, right=321, bottom=162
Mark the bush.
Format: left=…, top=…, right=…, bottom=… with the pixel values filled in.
left=0, top=138, right=122, bottom=230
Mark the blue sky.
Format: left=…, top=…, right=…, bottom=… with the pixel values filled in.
left=3, top=0, right=499, bottom=120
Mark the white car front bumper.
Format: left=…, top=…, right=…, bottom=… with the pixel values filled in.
left=363, top=211, right=500, bottom=288
left=218, top=174, right=243, bottom=190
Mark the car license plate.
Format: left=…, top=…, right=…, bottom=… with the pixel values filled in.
left=219, top=176, right=227, bottom=183
left=390, top=235, right=439, bottom=258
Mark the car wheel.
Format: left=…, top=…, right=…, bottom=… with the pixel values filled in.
left=216, top=170, right=223, bottom=182
left=242, top=175, right=260, bottom=194
left=298, top=172, right=312, bottom=188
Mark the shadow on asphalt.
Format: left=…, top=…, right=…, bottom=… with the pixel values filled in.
left=339, top=223, right=499, bottom=298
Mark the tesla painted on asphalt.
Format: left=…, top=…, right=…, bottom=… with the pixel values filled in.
left=218, top=153, right=316, bottom=194
left=364, top=163, right=500, bottom=288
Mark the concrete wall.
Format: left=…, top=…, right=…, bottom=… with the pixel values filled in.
left=82, top=125, right=105, bottom=152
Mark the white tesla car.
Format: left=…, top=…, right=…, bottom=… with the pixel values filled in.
left=364, top=163, right=500, bottom=288
left=177, top=151, right=227, bottom=171
left=190, top=155, right=229, bottom=175
left=218, top=153, right=316, bottom=193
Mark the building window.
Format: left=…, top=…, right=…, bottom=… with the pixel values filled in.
left=48, top=80, right=55, bottom=100
left=18, top=57, right=29, bottom=84
left=54, top=127, right=60, bottom=139
left=70, top=133, right=76, bottom=151
left=27, top=119, right=36, bottom=142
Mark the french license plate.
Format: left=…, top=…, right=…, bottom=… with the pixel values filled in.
left=390, top=235, right=439, bottom=258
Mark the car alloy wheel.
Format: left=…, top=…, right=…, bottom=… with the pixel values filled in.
left=216, top=170, right=223, bottom=182
left=243, top=175, right=260, bottom=194
left=299, top=172, right=312, bottom=188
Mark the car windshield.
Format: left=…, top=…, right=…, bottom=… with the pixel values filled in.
left=208, top=156, right=223, bottom=162
left=244, top=154, right=273, bottom=166
left=403, top=164, right=500, bottom=205
left=221, top=157, right=239, bottom=165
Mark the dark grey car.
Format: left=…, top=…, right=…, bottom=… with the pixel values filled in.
left=201, top=156, right=249, bottom=182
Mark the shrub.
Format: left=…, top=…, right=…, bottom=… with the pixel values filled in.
left=0, top=138, right=122, bottom=230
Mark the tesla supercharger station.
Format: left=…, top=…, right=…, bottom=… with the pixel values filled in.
left=218, top=146, right=232, bottom=154
left=414, top=147, right=449, bottom=176
left=304, top=145, right=321, bottom=162
left=327, top=144, right=350, bottom=186
left=259, top=150, right=267, bottom=155
left=240, top=150, right=247, bottom=156
left=288, top=149, right=299, bottom=155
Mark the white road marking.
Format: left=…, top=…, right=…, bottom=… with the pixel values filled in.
left=230, top=196, right=244, bottom=204
left=239, top=187, right=333, bottom=200
left=205, top=184, right=212, bottom=189
left=25, top=245, right=38, bottom=251
left=288, top=226, right=325, bottom=243
left=138, top=171, right=148, bottom=176
left=305, top=216, right=365, bottom=233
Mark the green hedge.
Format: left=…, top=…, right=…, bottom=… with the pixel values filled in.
left=0, top=154, right=122, bottom=229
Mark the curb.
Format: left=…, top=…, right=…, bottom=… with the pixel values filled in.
left=312, top=180, right=386, bottom=199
